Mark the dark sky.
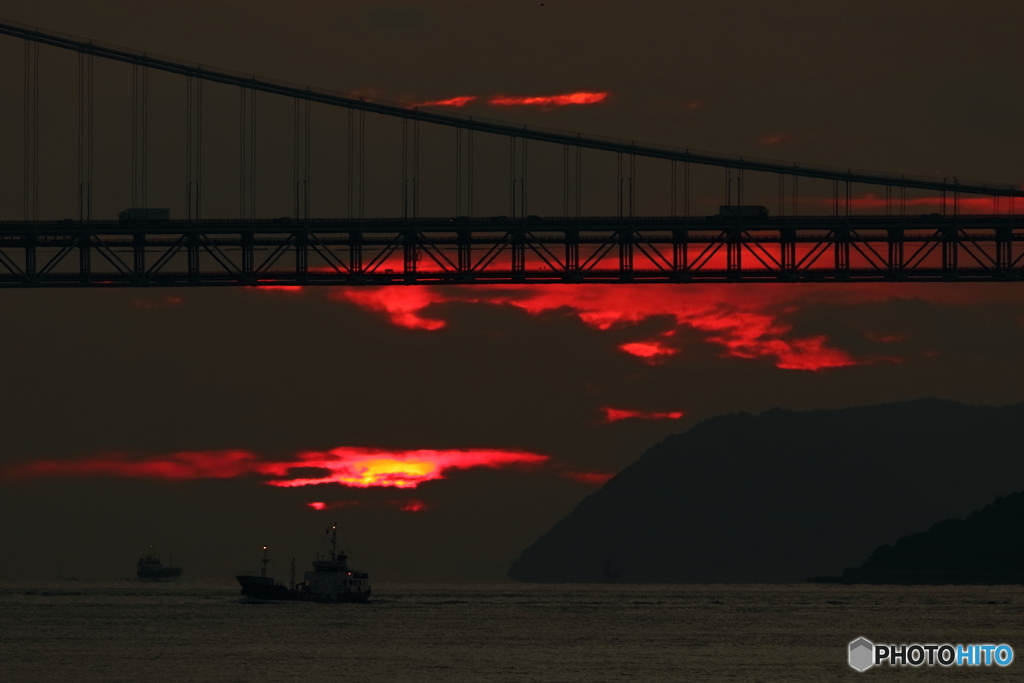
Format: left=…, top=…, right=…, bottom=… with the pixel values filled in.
left=1, top=0, right=1023, bottom=581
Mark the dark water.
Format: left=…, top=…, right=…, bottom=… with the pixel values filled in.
left=0, top=581, right=1020, bottom=682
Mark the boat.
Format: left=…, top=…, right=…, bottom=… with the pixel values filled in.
left=136, top=550, right=183, bottom=581
left=236, top=526, right=371, bottom=603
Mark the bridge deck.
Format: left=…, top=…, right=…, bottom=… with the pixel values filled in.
left=0, top=215, right=1022, bottom=287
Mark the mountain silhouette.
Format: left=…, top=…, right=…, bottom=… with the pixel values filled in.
left=509, top=400, right=1024, bottom=583
left=809, top=491, right=1024, bottom=584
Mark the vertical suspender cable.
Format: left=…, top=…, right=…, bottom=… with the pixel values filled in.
left=186, top=76, right=192, bottom=219
left=468, top=129, right=474, bottom=218
left=79, top=52, right=85, bottom=222
left=33, top=41, right=38, bottom=220
left=142, top=66, right=148, bottom=208
left=563, top=144, right=569, bottom=219
left=347, top=108, right=354, bottom=219
left=455, top=128, right=462, bottom=216
left=196, top=78, right=202, bottom=219
left=294, top=98, right=299, bottom=219
left=239, top=86, right=245, bottom=219
left=402, top=118, right=408, bottom=219
left=24, top=40, right=29, bottom=220
left=358, top=109, right=365, bottom=219
left=617, top=153, right=623, bottom=218
left=250, top=89, right=256, bottom=219
left=132, top=64, right=138, bottom=208
left=626, top=153, right=634, bottom=218
left=670, top=160, right=677, bottom=218
left=509, top=137, right=515, bottom=219
left=413, top=119, right=419, bottom=219
left=683, top=161, right=690, bottom=217
left=575, top=145, right=581, bottom=219
left=521, top=138, right=527, bottom=219
left=86, top=53, right=93, bottom=221
left=305, top=98, right=311, bottom=219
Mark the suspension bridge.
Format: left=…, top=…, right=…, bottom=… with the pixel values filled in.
left=1, top=19, right=1023, bottom=288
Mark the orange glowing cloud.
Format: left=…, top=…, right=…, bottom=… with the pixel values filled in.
left=413, top=96, right=477, bottom=108
left=601, top=407, right=684, bottom=423
left=488, top=92, right=609, bottom=106
left=562, top=471, right=615, bottom=485
left=4, top=448, right=549, bottom=490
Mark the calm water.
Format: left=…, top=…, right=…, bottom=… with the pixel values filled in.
left=0, top=581, right=1020, bottom=682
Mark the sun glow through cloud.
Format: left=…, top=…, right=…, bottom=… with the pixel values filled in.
left=4, top=448, right=550, bottom=489
left=263, top=448, right=548, bottom=488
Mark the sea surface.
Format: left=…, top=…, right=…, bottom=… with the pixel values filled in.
left=0, top=581, right=1020, bottom=682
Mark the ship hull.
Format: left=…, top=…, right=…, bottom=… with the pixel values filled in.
left=137, top=567, right=182, bottom=581
left=236, top=575, right=370, bottom=603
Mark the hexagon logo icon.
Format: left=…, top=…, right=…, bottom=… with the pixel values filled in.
left=849, top=637, right=874, bottom=672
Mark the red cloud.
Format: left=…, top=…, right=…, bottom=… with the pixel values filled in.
left=395, top=499, right=427, bottom=512
left=804, top=193, right=1015, bottom=215
left=601, top=407, right=684, bottom=423
left=334, top=285, right=859, bottom=371
left=264, top=448, right=548, bottom=488
left=308, top=501, right=360, bottom=511
left=758, top=133, right=791, bottom=145
left=489, top=92, right=608, bottom=106
left=413, top=95, right=477, bottom=108
left=618, top=340, right=678, bottom=363
left=4, top=448, right=549, bottom=490
left=865, top=332, right=907, bottom=343
left=334, top=288, right=447, bottom=330
left=254, top=285, right=303, bottom=293
left=562, top=471, right=615, bottom=485
left=4, top=450, right=260, bottom=481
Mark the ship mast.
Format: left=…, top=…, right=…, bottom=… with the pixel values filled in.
left=261, top=546, right=269, bottom=578
left=329, top=525, right=337, bottom=561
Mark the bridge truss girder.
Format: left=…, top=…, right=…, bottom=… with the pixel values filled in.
left=0, top=215, right=1022, bottom=288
